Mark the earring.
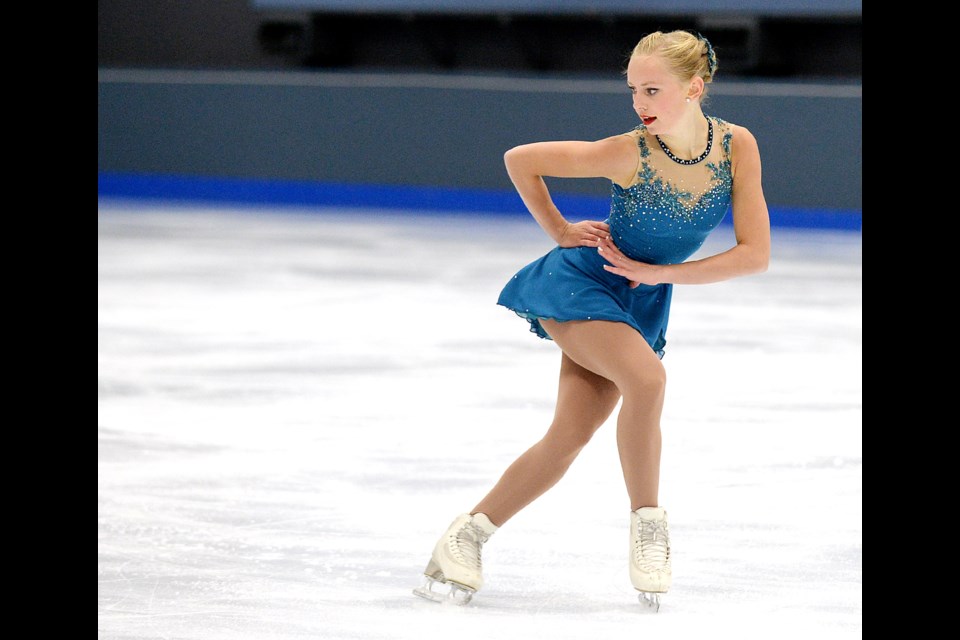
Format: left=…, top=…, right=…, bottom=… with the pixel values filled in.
left=685, top=97, right=691, bottom=103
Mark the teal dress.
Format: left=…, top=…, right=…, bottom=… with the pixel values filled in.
left=497, top=116, right=734, bottom=358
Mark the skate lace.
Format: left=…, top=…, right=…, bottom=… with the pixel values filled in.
left=449, top=521, right=489, bottom=570
left=635, top=519, right=670, bottom=570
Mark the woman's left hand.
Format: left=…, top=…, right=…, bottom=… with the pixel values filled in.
left=597, top=237, right=662, bottom=287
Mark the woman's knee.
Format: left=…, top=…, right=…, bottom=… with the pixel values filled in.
left=621, top=360, right=666, bottom=401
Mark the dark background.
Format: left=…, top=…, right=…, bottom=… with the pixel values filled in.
left=98, top=0, right=861, bottom=78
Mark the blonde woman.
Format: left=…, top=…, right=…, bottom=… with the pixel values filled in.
left=414, top=30, right=770, bottom=611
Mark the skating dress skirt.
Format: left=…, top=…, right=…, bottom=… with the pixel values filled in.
left=497, top=116, right=734, bottom=358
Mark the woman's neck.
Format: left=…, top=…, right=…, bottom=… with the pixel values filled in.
left=656, top=110, right=709, bottom=161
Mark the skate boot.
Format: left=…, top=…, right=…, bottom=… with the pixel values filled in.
left=630, top=506, right=672, bottom=612
left=413, top=513, right=498, bottom=605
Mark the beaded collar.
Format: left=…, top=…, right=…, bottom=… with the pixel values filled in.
left=655, top=117, right=713, bottom=166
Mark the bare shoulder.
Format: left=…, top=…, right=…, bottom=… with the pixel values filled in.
left=596, top=130, right=641, bottom=153
left=725, top=122, right=761, bottom=159
left=715, top=122, right=762, bottom=181
left=592, top=131, right=642, bottom=187
left=726, top=122, right=760, bottom=165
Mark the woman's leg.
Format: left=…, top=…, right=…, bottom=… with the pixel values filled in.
left=471, top=351, right=621, bottom=526
left=539, top=320, right=666, bottom=510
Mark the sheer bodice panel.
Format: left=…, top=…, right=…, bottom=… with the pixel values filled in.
left=608, top=116, right=733, bottom=265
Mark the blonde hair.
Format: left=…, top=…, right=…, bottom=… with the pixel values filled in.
left=629, top=30, right=717, bottom=100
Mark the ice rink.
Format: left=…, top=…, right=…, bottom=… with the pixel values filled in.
left=98, top=201, right=862, bottom=640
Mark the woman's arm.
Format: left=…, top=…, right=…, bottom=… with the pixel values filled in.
left=599, top=125, right=771, bottom=285
left=504, top=136, right=637, bottom=247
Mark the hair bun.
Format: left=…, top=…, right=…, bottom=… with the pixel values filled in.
left=696, top=33, right=718, bottom=76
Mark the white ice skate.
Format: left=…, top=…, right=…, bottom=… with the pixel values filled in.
left=413, top=513, right=498, bottom=605
left=630, top=506, right=672, bottom=612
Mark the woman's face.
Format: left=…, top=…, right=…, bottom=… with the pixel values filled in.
left=627, top=54, right=690, bottom=134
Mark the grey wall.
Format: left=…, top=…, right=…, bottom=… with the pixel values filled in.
left=98, top=69, right=861, bottom=211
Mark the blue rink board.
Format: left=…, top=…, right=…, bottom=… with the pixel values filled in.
left=98, top=172, right=862, bottom=232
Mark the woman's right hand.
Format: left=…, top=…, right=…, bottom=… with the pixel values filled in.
left=557, top=220, right=610, bottom=248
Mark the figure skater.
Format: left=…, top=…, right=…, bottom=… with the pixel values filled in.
left=414, top=29, right=770, bottom=610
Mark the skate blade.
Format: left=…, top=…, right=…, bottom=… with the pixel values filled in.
left=412, top=575, right=475, bottom=606
left=636, top=591, right=661, bottom=612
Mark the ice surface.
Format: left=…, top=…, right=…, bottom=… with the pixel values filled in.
left=98, top=202, right=862, bottom=639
